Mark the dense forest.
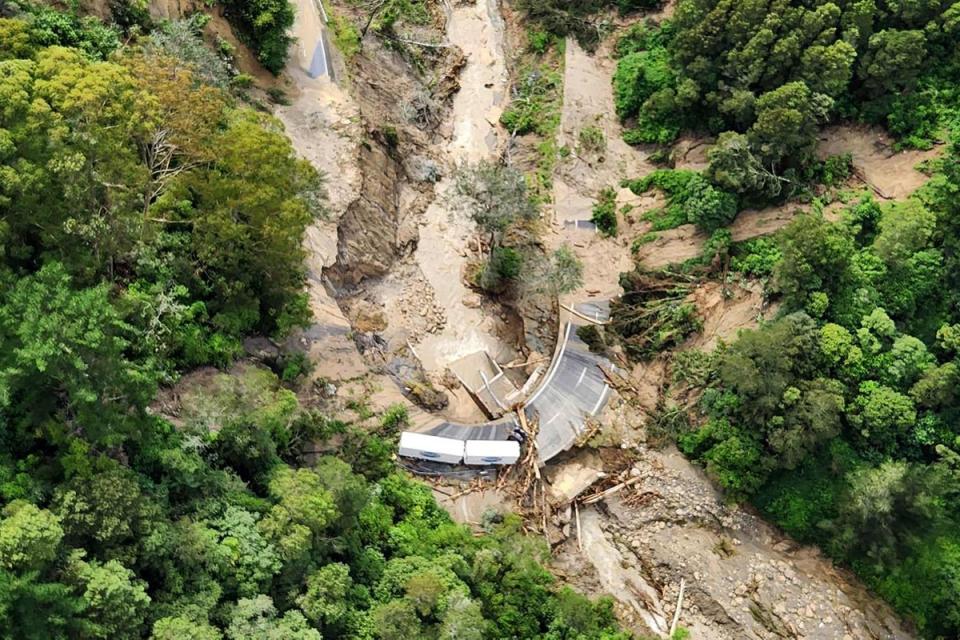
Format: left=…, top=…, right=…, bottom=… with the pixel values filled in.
left=0, top=5, right=632, bottom=639
left=7, top=0, right=960, bottom=636
left=675, top=160, right=960, bottom=638
left=585, top=1, right=960, bottom=637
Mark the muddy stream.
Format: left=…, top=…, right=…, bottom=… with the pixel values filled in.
left=412, top=0, right=512, bottom=371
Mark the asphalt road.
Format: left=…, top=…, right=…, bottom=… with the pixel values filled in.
left=425, top=414, right=517, bottom=441
left=308, top=30, right=332, bottom=79
left=412, top=306, right=615, bottom=464
left=525, top=319, right=613, bottom=462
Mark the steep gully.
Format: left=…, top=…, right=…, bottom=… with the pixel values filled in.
left=275, top=1, right=914, bottom=637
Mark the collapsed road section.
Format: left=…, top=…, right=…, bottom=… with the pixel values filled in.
left=398, top=302, right=615, bottom=467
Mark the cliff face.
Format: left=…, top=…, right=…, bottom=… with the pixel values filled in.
left=332, top=134, right=404, bottom=284
left=329, top=39, right=462, bottom=286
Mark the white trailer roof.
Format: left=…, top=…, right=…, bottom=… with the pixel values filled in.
left=464, top=440, right=521, bottom=465
left=398, top=432, right=464, bottom=461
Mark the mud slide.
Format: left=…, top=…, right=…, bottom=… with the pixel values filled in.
left=552, top=37, right=650, bottom=303
left=578, top=507, right=669, bottom=635
left=412, top=0, right=512, bottom=371
left=818, top=124, right=940, bottom=200
left=276, top=0, right=367, bottom=381
left=586, top=449, right=914, bottom=639
left=538, top=27, right=915, bottom=640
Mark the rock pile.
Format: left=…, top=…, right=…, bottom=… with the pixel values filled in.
left=563, top=450, right=915, bottom=639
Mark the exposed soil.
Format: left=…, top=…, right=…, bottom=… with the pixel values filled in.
left=294, top=0, right=525, bottom=377
left=434, top=485, right=509, bottom=524
left=551, top=441, right=913, bottom=639
left=576, top=506, right=670, bottom=635
left=631, top=223, right=703, bottom=269
left=277, top=0, right=368, bottom=383
left=203, top=8, right=283, bottom=89
left=625, top=124, right=941, bottom=270
left=817, top=124, right=940, bottom=200
left=412, top=0, right=515, bottom=371
left=686, top=281, right=772, bottom=351
left=672, top=134, right=712, bottom=172
left=278, top=3, right=922, bottom=637
left=551, top=36, right=654, bottom=306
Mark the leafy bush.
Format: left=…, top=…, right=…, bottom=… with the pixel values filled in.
left=379, top=403, right=409, bottom=432
left=224, top=0, right=295, bottom=74
left=280, top=351, right=313, bottom=383
left=479, top=246, right=523, bottom=292
left=625, top=170, right=738, bottom=232
left=520, top=245, right=585, bottom=297
left=25, top=5, right=122, bottom=59
left=527, top=28, right=553, bottom=54
left=148, top=17, right=234, bottom=88
left=578, top=125, right=607, bottom=156
left=576, top=325, right=608, bottom=354
left=818, top=153, right=854, bottom=187
left=514, top=0, right=613, bottom=50
left=614, top=19, right=673, bottom=59
left=631, top=232, right=658, bottom=253
left=730, top=238, right=782, bottom=278
left=329, top=11, right=361, bottom=58
left=613, top=48, right=673, bottom=121
left=500, top=67, right=562, bottom=136
left=591, top=187, right=618, bottom=236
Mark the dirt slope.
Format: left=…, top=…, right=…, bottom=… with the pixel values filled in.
left=631, top=125, right=938, bottom=270
left=276, top=0, right=368, bottom=382
left=534, top=21, right=917, bottom=638
left=551, top=444, right=913, bottom=639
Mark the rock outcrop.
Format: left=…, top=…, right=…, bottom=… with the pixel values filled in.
left=332, top=134, right=404, bottom=283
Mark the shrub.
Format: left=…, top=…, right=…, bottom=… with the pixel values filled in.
left=149, top=18, right=233, bottom=88
left=109, top=0, right=151, bottom=32
left=280, top=351, right=312, bottom=383
left=631, top=232, right=658, bottom=253
left=231, top=73, right=255, bottom=89
left=613, top=48, right=674, bottom=121
left=730, top=238, right=782, bottom=278
left=225, top=0, right=295, bottom=74
left=614, top=19, right=672, bottom=58
left=380, top=404, right=409, bottom=433
left=527, top=29, right=553, bottom=54
left=500, top=67, right=562, bottom=136
left=329, top=12, right=361, bottom=58
left=266, top=86, right=290, bottom=105
left=625, top=170, right=738, bottom=232
left=479, top=247, right=523, bottom=292
left=591, top=187, right=618, bottom=236
left=27, top=6, right=121, bottom=59
left=818, top=153, right=854, bottom=187
left=382, top=126, right=399, bottom=148
left=578, top=125, right=607, bottom=156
